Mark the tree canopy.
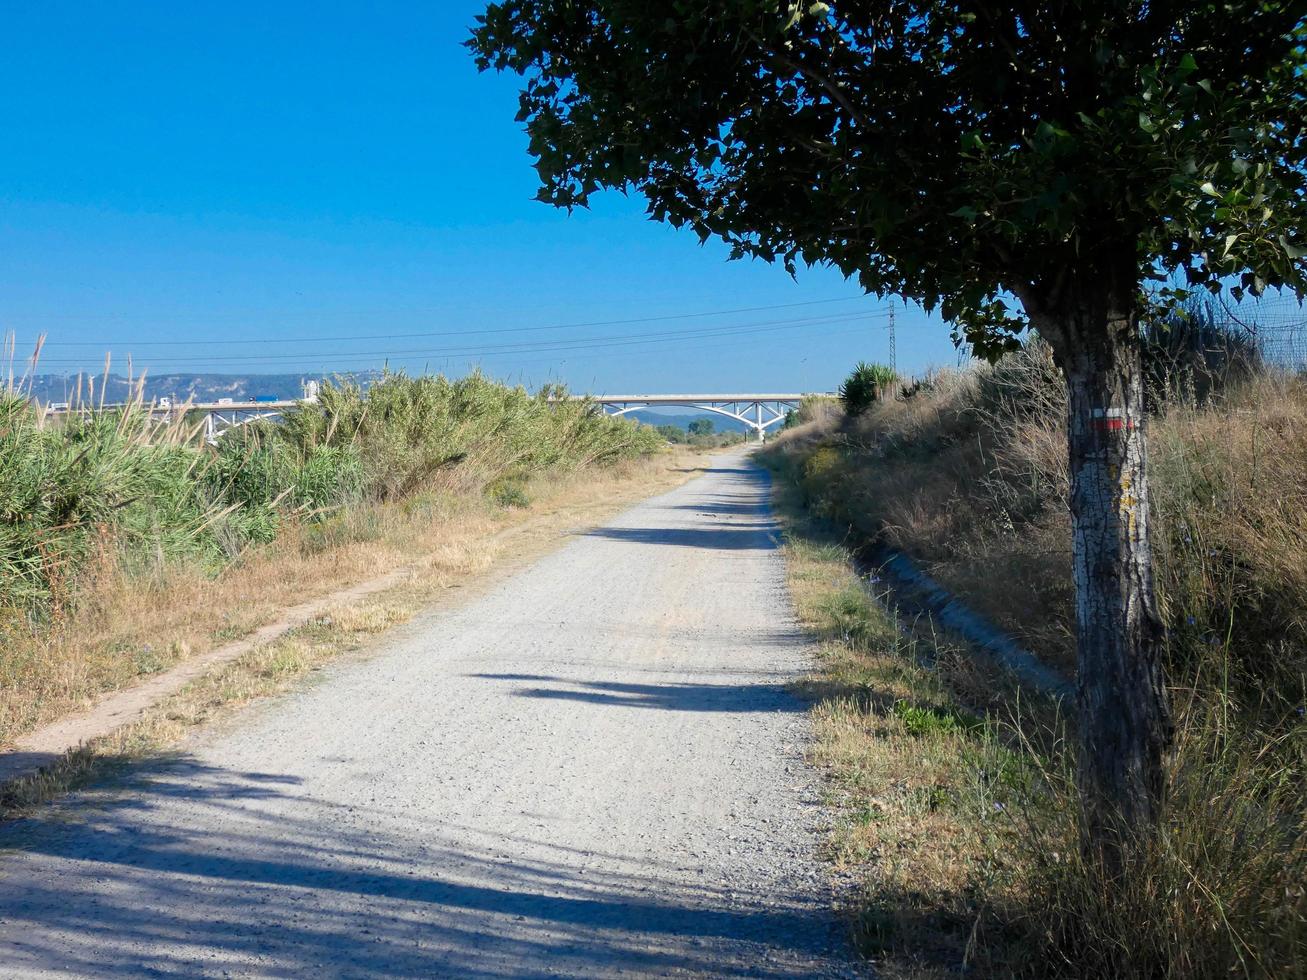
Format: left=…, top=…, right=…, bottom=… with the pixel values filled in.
left=470, top=1, right=1306, bottom=357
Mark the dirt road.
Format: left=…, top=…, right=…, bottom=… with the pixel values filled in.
left=0, top=451, right=857, bottom=977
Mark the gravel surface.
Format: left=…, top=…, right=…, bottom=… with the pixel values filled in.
left=0, top=450, right=860, bottom=978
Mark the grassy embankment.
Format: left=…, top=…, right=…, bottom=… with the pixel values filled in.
left=1, top=373, right=674, bottom=807
left=764, top=341, right=1306, bottom=978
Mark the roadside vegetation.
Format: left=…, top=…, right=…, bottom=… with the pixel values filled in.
left=838, top=361, right=898, bottom=416
left=0, top=371, right=661, bottom=752
left=764, top=318, right=1306, bottom=978
left=651, top=418, right=748, bottom=449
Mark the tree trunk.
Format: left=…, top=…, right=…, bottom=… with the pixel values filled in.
left=1045, top=308, right=1174, bottom=871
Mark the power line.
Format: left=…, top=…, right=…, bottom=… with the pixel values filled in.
left=27, top=296, right=888, bottom=346
left=467, top=321, right=876, bottom=373
left=32, top=310, right=890, bottom=368
left=33, top=310, right=879, bottom=365
left=36, top=322, right=875, bottom=381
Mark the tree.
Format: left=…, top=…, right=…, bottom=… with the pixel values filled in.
left=687, top=417, right=715, bottom=436
left=654, top=423, right=687, bottom=444
left=469, top=2, right=1307, bottom=865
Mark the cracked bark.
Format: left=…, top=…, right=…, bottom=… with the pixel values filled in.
left=1036, top=301, right=1174, bottom=871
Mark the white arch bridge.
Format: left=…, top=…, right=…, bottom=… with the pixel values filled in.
left=43, top=399, right=302, bottom=445
left=46, top=391, right=816, bottom=444
left=566, top=394, right=810, bottom=441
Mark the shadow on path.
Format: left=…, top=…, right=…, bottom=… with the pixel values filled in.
left=583, top=526, right=777, bottom=551
left=0, top=760, right=842, bottom=978
left=468, top=674, right=805, bottom=713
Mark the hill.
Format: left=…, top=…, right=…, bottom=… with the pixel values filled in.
left=22, top=371, right=382, bottom=406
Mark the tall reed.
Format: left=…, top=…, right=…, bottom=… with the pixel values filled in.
left=2, top=367, right=658, bottom=634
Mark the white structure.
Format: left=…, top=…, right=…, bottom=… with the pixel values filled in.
left=43, top=398, right=299, bottom=444
left=44, top=388, right=822, bottom=445
left=568, top=393, right=812, bottom=442
left=195, top=400, right=297, bottom=443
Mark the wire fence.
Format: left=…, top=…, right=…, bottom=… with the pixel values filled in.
left=1246, top=319, right=1307, bottom=371
left=1201, top=291, right=1304, bottom=370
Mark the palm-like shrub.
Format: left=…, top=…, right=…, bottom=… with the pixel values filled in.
left=839, top=362, right=898, bottom=416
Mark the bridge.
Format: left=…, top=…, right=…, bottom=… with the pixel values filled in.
left=43, top=398, right=302, bottom=444
left=567, top=393, right=810, bottom=441
left=45, top=390, right=819, bottom=443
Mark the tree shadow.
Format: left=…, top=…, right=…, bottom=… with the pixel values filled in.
left=0, top=757, right=853, bottom=978
left=668, top=466, right=747, bottom=475
left=669, top=499, right=772, bottom=516
left=583, top=526, right=778, bottom=551
left=468, top=674, right=806, bottom=713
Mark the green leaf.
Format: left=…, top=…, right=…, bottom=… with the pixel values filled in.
left=471, top=0, right=1307, bottom=364
left=1280, top=235, right=1307, bottom=260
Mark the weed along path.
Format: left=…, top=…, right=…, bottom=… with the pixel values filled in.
left=0, top=450, right=858, bottom=978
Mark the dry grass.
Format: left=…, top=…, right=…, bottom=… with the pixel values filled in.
left=767, top=348, right=1307, bottom=978
left=767, top=345, right=1307, bottom=677
left=0, top=450, right=710, bottom=775
left=777, top=484, right=1045, bottom=977
left=0, top=595, right=415, bottom=815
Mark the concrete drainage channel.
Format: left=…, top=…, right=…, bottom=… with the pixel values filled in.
left=855, top=544, right=1075, bottom=701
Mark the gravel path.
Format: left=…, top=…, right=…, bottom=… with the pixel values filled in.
left=0, top=451, right=859, bottom=978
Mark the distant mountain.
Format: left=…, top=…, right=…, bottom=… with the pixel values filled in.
left=21, top=371, right=382, bottom=406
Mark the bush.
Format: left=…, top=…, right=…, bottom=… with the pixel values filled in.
left=0, top=398, right=219, bottom=620
left=651, top=421, right=747, bottom=447
left=202, top=436, right=364, bottom=545
left=1142, top=298, right=1261, bottom=407
left=1, top=373, right=658, bottom=633
left=486, top=477, right=531, bottom=508
left=275, top=372, right=659, bottom=500
left=783, top=395, right=842, bottom=430
left=839, top=361, right=898, bottom=416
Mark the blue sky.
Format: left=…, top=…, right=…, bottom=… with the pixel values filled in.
left=0, top=2, right=966, bottom=391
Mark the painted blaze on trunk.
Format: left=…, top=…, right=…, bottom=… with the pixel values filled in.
left=1044, top=308, right=1174, bottom=861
